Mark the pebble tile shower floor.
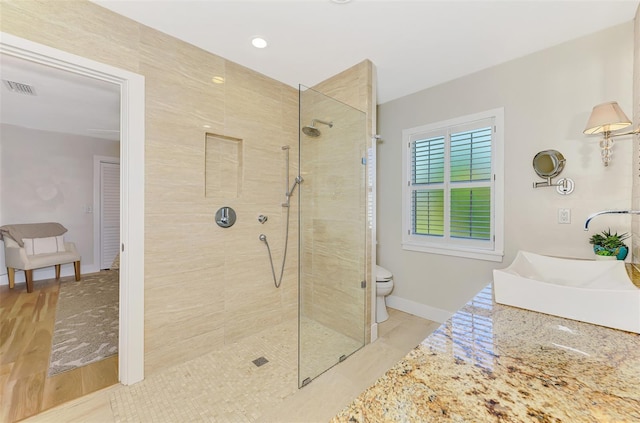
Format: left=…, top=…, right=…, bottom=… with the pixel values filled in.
left=108, top=318, right=362, bottom=422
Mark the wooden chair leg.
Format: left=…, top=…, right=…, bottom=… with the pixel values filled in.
left=25, top=269, right=33, bottom=293
left=55, top=264, right=61, bottom=280
left=7, top=267, right=15, bottom=289
left=74, top=261, right=81, bottom=281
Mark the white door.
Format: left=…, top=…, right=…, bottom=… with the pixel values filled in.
left=101, top=161, right=120, bottom=269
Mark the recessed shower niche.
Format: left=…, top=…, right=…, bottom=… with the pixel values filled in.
left=205, top=133, right=243, bottom=198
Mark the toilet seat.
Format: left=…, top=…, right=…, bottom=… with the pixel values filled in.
left=376, top=265, right=392, bottom=282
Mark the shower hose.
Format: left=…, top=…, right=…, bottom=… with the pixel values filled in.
left=260, top=203, right=291, bottom=289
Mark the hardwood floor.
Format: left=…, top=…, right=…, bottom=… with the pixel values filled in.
left=0, top=276, right=118, bottom=423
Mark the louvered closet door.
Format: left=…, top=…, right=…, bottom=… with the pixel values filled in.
left=101, top=162, right=120, bottom=269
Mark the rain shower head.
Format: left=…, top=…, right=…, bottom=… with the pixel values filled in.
left=302, top=125, right=321, bottom=137
left=302, top=119, right=333, bottom=137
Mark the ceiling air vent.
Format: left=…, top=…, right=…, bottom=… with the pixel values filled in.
left=2, top=80, right=37, bottom=95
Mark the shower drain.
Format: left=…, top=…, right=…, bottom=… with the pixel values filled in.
left=252, top=356, right=269, bottom=367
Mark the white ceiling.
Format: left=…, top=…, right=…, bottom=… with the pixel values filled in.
left=0, top=54, right=121, bottom=141
left=93, top=0, right=639, bottom=104
left=1, top=0, right=637, bottom=140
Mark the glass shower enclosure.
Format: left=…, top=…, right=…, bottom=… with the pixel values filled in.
left=298, top=85, right=367, bottom=387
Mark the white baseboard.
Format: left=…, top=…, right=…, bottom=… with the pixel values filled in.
left=0, top=263, right=100, bottom=286
left=386, top=295, right=453, bottom=323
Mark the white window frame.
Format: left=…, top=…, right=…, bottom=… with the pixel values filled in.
left=402, top=108, right=504, bottom=262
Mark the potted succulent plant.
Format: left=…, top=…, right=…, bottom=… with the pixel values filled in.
left=588, top=228, right=629, bottom=260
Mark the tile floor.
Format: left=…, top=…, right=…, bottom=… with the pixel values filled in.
left=299, top=316, right=364, bottom=385
left=24, top=308, right=439, bottom=423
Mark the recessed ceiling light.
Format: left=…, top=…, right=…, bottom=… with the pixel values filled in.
left=211, top=76, right=225, bottom=84
left=251, top=37, right=268, bottom=49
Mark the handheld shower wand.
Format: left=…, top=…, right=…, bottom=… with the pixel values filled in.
left=281, top=145, right=304, bottom=207
left=261, top=146, right=303, bottom=289
left=286, top=176, right=304, bottom=199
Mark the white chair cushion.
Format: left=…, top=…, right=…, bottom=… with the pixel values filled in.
left=25, top=250, right=80, bottom=269
left=22, top=235, right=65, bottom=256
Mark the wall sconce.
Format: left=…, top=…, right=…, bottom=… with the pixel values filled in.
left=583, top=101, right=639, bottom=166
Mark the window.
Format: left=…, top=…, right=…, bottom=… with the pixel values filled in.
left=402, top=108, right=504, bottom=261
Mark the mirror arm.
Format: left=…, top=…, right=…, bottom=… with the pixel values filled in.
left=532, top=176, right=574, bottom=195
left=533, top=177, right=553, bottom=188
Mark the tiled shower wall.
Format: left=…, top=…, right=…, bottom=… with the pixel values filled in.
left=1, top=0, right=299, bottom=375
left=2, top=0, right=376, bottom=376
left=633, top=5, right=639, bottom=263
left=300, top=87, right=368, bottom=342
left=310, top=61, right=375, bottom=342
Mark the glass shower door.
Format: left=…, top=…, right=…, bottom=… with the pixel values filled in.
left=298, top=85, right=367, bottom=387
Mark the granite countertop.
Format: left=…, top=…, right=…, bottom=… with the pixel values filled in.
left=332, top=279, right=640, bottom=422
left=626, top=263, right=640, bottom=288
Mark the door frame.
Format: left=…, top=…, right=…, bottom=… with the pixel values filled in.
left=0, top=32, right=146, bottom=385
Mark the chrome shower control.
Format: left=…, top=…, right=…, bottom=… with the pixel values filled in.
left=215, top=206, right=236, bottom=228
left=258, top=215, right=268, bottom=224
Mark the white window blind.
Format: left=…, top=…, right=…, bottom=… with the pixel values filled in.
left=411, top=135, right=444, bottom=237
left=402, top=108, right=504, bottom=262
left=449, top=125, right=492, bottom=241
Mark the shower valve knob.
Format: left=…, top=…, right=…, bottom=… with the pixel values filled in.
left=258, top=215, right=268, bottom=224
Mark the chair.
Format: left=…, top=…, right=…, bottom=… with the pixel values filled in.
left=2, top=223, right=81, bottom=293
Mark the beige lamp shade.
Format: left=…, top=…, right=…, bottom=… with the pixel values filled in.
left=583, top=101, right=632, bottom=134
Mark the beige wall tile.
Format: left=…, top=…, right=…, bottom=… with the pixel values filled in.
left=1, top=0, right=141, bottom=73
left=2, top=1, right=375, bottom=381
left=1, top=0, right=300, bottom=376
left=144, top=327, right=225, bottom=374
left=299, top=60, right=375, bottom=345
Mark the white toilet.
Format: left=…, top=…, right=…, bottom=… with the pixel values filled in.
left=376, top=265, right=394, bottom=323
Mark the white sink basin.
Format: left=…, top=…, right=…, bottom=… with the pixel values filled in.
left=493, top=251, right=640, bottom=333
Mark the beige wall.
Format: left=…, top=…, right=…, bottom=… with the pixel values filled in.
left=1, top=0, right=298, bottom=374
left=378, top=22, right=634, bottom=316
left=632, top=6, right=640, bottom=263
left=0, top=124, right=119, bottom=277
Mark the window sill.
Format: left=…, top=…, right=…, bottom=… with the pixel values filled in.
left=401, top=242, right=504, bottom=262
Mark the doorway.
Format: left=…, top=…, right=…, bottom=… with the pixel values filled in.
left=0, top=32, right=145, bottom=385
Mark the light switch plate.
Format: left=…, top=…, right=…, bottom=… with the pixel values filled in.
left=558, top=208, right=571, bottom=224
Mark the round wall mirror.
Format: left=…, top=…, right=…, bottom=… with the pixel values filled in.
left=533, top=150, right=565, bottom=179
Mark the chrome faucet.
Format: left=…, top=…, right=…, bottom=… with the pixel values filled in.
left=584, top=210, right=640, bottom=230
